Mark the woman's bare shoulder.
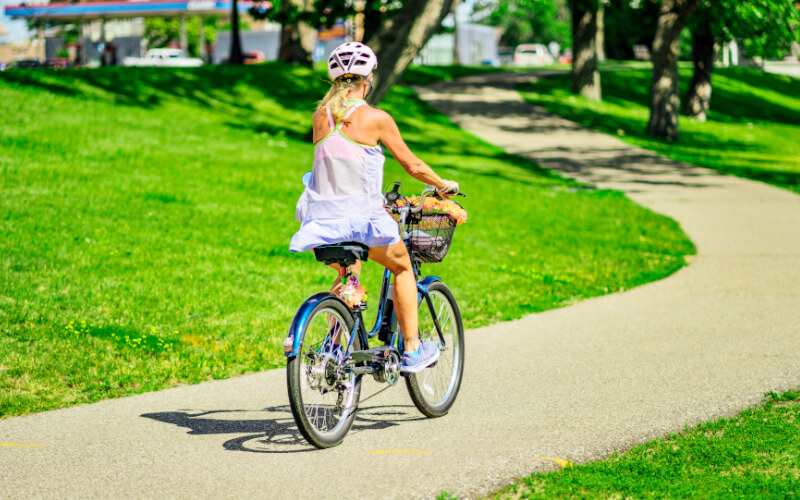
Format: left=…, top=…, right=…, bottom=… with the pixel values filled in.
left=362, top=105, right=394, bottom=128
left=364, top=105, right=391, bottom=119
left=312, top=106, right=327, bottom=122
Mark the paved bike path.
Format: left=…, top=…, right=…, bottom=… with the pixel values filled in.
left=2, top=72, right=800, bottom=498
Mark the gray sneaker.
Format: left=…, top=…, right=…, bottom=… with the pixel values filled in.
left=400, top=341, right=440, bottom=373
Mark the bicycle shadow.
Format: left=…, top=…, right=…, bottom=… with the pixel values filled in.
left=141, top=402, right=425, bottom=453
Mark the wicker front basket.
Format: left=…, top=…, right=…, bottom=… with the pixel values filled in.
left=406, top=212, right=456, bottom=263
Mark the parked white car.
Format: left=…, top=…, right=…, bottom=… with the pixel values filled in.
left=123, top=49, right=203, bottom=67
left=514, top=44, right=555, bottom=67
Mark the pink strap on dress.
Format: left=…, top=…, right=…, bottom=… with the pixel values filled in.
left=342, top=102, right=364, bottom=121
left=325, top=105, right=335, bottom=130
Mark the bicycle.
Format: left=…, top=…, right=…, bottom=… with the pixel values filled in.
left=283, top=183, right=466, bottom=449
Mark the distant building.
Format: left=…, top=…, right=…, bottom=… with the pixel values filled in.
left=417, top=23, right=500, bottom=66
left=4, top=0, right=255, bottom=64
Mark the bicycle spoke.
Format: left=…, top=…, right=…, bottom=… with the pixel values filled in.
left=411, top=286, right=461, bottom=411
left=293, top=305, right=357, bottom=439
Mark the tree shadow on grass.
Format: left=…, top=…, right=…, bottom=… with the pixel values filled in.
left=527, top=67, right=800, bottom=127
left=1, top=63, right=326, bottom=115
left=141, top=403, right=424, bottom=453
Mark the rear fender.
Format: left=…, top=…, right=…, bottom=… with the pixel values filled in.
left=284, top=292, right=343, bottom=358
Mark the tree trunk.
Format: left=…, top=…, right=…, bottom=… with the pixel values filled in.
left=596, top=0, right=606, bottom=63
left=646, top=0, right=701, bottom=140
left=229, top=0, right=244, bottom=64
left=278, top=0, right=314, bottom=66
left=684, top=17, right=715, bottom=121
left=361, top=1, right=384, bottom=45
left=367, top=0, right=460, bottom=105
left=571, top=0, right=601, bottom=101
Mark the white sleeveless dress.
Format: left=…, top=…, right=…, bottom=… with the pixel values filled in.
left=289, top=100, right=401, bottom=252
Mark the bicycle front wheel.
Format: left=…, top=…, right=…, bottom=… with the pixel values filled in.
left=287, top=297, right=363, bottom=448
left=406, top=281, right=465, bottom=417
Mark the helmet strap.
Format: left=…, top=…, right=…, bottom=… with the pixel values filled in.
left=364, top=76, right=374, bottom=99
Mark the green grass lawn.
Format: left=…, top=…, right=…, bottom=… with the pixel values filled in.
left=519, top=65, right=800, bottom=194
left=0, top=63, right=693, bottom=417
left=489, top=390, right=800, bottom=499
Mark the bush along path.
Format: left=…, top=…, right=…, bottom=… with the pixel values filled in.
left=0, top=69, right=798, bottom=499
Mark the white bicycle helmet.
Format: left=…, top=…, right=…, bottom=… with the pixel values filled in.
left=327, top=42, right=378, bottom=81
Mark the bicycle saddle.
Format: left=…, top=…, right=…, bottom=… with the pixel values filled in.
left=313, top=242, right=370, bottom=266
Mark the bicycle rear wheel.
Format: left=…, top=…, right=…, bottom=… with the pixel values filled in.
left=406, top=281, right=464, bottom=417
left=287, top=297, right=363, bottom=448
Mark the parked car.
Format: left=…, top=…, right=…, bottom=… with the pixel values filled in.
left=122, top=48, right=203, bottom=67
left=558, top=49, right=573, bottom=65
left=12, top=59, right=42, bottom=69
left=243, top=50, right=266, bottom=64
left=45, top=58, right=71, bottom=69
left=514, top=44, right=555, bottom=67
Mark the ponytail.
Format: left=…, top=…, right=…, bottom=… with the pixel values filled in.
left=319, top=75, right=365, bottom=125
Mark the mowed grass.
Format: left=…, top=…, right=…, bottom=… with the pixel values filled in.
left=489, top=390, right=800, bottom=499
left=0, top=64, right=693, bottom=417
left=519, top=65, right=800, bottom=194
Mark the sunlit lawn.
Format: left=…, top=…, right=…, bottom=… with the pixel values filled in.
left=0, top=63, right=693, bottom=416
left=488, top=390, right=800, bottom=499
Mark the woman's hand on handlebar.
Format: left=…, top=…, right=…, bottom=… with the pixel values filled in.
left=437, top=180, right=459, bottom=197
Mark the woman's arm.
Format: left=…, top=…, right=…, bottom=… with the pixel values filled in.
left=376, top=111, right=448, bottom=190
left=312, top=107, right=331, bottom=145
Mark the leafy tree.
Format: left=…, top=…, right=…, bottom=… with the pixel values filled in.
left=253, top=0, right=316, bottom=65
left=253, top=0, right=455, bottom=104
left=252, top=0, right=405, bottom=65
left=144, top=18, right=218, bottom=57
left=305, top=0, right=403, bottom=45
left=570, top=0, right=601, bottom=101
left=596, top=0, right=605, bottom=61
left=603, top=0, right=660, bottom=60
left=368, top=0, right=459, bottom=104
left=684, top=0, right=800, bottom=121
left=474, top=0, right=571, bottom=48
left=229, top=0, right=244, bottom=63
left=645, top=0, right=702, bottom=140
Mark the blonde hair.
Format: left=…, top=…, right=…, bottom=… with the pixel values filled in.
left=318, top=75, right=366, bottom=125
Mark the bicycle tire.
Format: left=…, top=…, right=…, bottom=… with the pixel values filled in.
left=406, top=281, right=465, bottom=418
left=287, top=297, right=363, bottom=448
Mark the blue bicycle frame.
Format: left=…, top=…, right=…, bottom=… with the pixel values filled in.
left=284, top=185, right=448, bottom=359
left=283, top=267, right=442, bottom=358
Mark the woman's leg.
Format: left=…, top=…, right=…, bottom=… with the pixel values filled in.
left=368, top=242, right=419, bottom=353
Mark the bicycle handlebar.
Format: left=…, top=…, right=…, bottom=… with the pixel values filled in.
left=385, top=182, right=464, bottom=213
left=385, top=182, right=465, bottom=239
left=410, top=186, right=438, bottom=214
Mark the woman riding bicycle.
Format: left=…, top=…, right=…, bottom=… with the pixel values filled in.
left=289, top=41, right=459, bottom=373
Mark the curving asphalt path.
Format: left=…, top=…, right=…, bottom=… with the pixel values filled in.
left=2, top=72, right=799, bottom=499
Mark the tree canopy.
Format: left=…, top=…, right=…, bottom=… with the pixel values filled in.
left=474, top=0, right=571, bottom=48
left=689, top=0, right=800, bottom=60
left=144, top=18, right=219, bottom=57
